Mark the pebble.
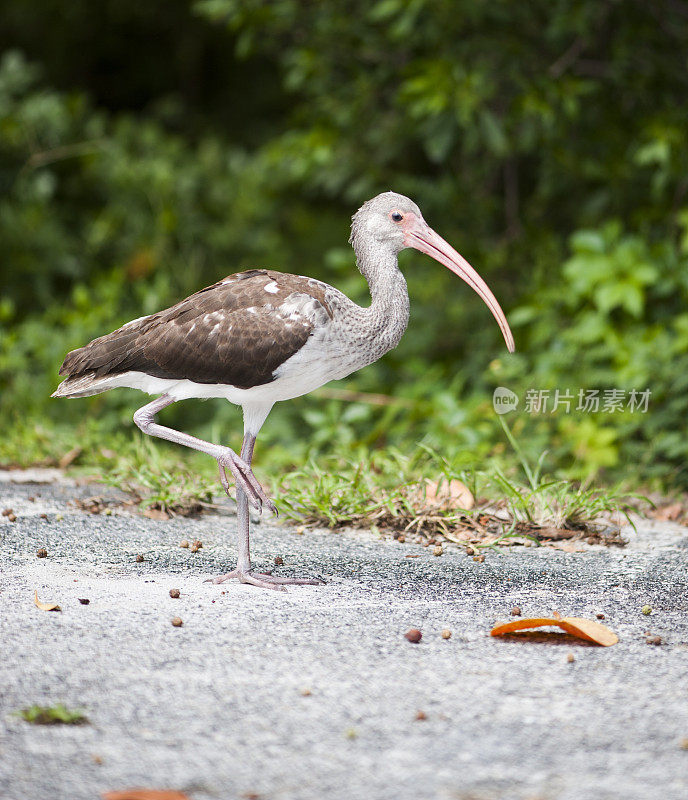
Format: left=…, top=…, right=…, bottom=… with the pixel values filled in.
left=404, top=628, right=422, bottom=643
left=171, top=617, right=183, bottom=627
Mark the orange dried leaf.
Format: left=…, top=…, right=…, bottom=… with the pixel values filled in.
left=102, top=791, right=190, bottom=800
left=425, top=479, right=474, bottom=510
left=34, top=590, right=61, bottom=612
left=490, top=616, right=618, bottom=646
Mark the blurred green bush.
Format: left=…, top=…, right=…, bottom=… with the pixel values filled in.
left=1, top=1, right=688, bottom=486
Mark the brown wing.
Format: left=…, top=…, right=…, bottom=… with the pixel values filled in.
left=58, top=270, right=333, bottom=390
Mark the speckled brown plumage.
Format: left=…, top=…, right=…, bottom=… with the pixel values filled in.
left=57, top=269, right=333, bottom=390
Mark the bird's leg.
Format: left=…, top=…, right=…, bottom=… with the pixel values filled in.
left=133, top=395, right=276, bottom=514
left=209, top=433, right=325, bottom=591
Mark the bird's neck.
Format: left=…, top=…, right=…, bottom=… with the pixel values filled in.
left=355, top=244, right=410, bottom=353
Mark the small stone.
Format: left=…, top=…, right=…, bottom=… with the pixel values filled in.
left=179, top=540, right=189, bottom=548
left=511, top=606, right=522, bottom=616
left=190, top=539, right=202, bottom=553
left=2, top=508, right=13, bottom=516
left=169, top=588, right=181, bottom=599
left=397, top=535, right=405, bottom=543
left=566, top=653, right=575, bottom=663
left=641, top=605, right=652, bottom=616
left=78, top=598, right=90, bottom=605
left=36, top=548, right=48, bottom=558
left=465, top=546, right=475, bottom=555
left=646, top=635, right=662, bottom=646
left=432, top=545, right=443, bottom=557
left=8, top=513, right=16, bottom=523
left=415, top=710, right=427, bottom=721
left=473, top=554, right=485, bottom=563
left=274, top=556, right=284, bottom=566
left=135, top=554, right=144, bottom=563
left=596, top=612, right=605, bottom=620
left=404, top=628, right=422, bottom=643
left=441, top=629, right=452, bottom=639
left=171, top=617, right=183, bottom=627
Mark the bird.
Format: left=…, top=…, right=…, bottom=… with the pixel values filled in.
left=53, top=191, right=514, bottom=591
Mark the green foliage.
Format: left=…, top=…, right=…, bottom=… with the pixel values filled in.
left=18, top=704, right=88, bottom=725
left=1, top=2, right=688, bottom=490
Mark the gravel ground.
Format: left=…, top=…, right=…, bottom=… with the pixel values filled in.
left=1, top=472, right=687, bottom=800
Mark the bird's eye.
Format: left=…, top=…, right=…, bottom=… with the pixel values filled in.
left=391, top=211, right=403, bottom=222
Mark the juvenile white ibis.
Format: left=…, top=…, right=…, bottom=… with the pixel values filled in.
left=53, top=192, right=514, bottom=590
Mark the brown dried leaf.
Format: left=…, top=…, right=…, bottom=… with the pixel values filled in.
left=34, top=590, right=61, bottom=612
left=491, top=616, right=618, bottom=646
left=58, top=446, right=82, bottom=469
left=535, top=527, right=577, bottom=540
left=102, top=791, right=190, bottom=800
left=655, top=502, right=684, bottom=522
left=425, top=479, right=474, bottom=510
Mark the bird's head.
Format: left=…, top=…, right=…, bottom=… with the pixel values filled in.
left=350, top=191, right=515, bottom=353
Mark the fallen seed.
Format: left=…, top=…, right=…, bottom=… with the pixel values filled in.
left=511, top=606, right=522, bottom=616
left=2, top=508, right=13, bottom=516
left=78, top=598, right=90, bottom=605
left=300, top=688, right=312, bottom=696
left=404, top=628, right=422, bottom=643
left=40, top=513, right=48, bottom=520
left=432, top=545, right=443, bottom=556
left=344, top=728, right=357, bottom=740
left=397, top=535, right=405, bottom=543
left=415, top=710, right=427, bottom=721
left=473, top=554, right=485, bottom=563
left=179, top=539, right=190, bottom=548
left=596, top=612, right=606, bottom=620
left=135, top=554, right=144, bottom=563
left=680, top=738, right=688, bottom=751
left=441, top=629, right=452, bottom=639
left=190, top=539, right=203, bottom=553
left=169, top=588, right=181, bottom=599
left=566, top=653, right=575, bottom=663
left=171, top=617, right=183, bottom=627
left=274, top=556, right=284, bottom=566
left=91, top=754, right=103, bottom=765
left=465, top=546, right=475, bottom=555
left=36, top=548, right=48, bottom=558
left=646, top=635, right=662, bottom=646
left=641, top=605, right=652, bottom=615
left=8, top=513, right=16, bottom=523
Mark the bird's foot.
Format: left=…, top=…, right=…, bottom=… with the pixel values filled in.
left=217, top=453, right=278, bottom=516
left=205, top=569, right=325, bottom=592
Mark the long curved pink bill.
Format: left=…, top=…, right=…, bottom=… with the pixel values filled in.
left=408, top=227, right=515, bottom=353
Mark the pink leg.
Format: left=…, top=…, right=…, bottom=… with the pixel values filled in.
left=208, top=433, right=325, bottom=591
left=133, top=395, right=276, bottom=514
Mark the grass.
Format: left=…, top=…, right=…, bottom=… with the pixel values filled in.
left=0, top=412, right=649, bottom=542
left=17, top=704, right=89, bottom=725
